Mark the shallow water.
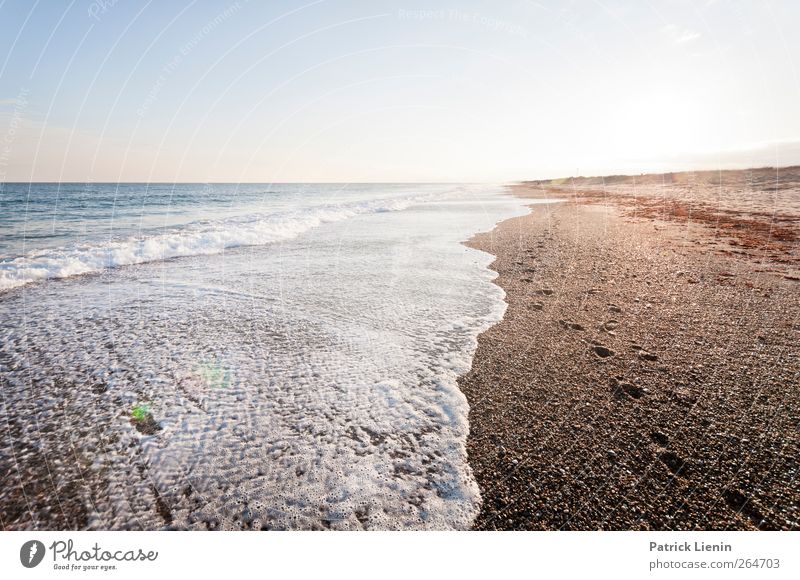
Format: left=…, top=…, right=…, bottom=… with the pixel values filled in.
left=0, top=183, right=529, bottom=530
left=0, top=183, right=452, bottom=291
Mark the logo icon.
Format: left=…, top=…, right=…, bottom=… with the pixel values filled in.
left=20, top=540, right=46, bottom=568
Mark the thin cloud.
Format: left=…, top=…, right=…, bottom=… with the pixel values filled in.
left=675, top=30, right=701, bottom=43
left=662, top=24, right=702, bottom=44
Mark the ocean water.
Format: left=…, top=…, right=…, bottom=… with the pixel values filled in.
left=0, top=182, right=529, bottom=530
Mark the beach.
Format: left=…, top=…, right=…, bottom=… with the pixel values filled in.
left=0, top=183, right=527, bottom=530
left=4, top=2, right=800, bottom=573
left=1, top=174, right=798, bottom=531
left=459, top=168, right=800, bottom=530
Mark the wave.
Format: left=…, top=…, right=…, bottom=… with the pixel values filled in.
left=0, top=195, right=427, bottom=292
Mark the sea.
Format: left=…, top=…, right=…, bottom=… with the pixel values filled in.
left=0, top=182, right=529, bottom=530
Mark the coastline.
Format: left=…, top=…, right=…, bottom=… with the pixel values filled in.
left=0, top=184, right=519, bottom=531
left=459, top=172, right=800, bottom=530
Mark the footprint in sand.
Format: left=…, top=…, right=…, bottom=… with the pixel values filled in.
left=530, top=302, right=544, bottom=311
left=592, top=344, right=614, bottom=358
left=608, top=304, right=622, bottom=313
left=659, top=451, right=689, bottom=476
left=650, top=432, right=669, bottom=446
left=534, top=288, right=554, bottom=296
left=559, top=320, right=585, bottom=331
left=601, top=320, right=619, bottom=335
left=610, top=377, right=643, bottom=399
left=721, top=489, right=774, bottom=529
left=631, top=345, right=659, bottom=361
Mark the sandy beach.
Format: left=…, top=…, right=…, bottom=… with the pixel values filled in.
left=459, top=167, right=800, bottom=530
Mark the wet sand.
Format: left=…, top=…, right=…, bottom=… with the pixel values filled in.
left=459, top=167, right=800, bottom=530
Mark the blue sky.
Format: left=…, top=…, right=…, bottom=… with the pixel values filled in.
left=1, top=0, right=799, bottom=181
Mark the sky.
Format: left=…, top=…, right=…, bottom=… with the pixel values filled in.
left=0, top=0, right=799, bottom=182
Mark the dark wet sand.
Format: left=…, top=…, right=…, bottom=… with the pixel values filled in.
left=460, top=168, right=800, bottom=530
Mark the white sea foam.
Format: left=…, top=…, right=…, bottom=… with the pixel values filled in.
left=0, top=195, right=426, bottom=291
left=0, top=184, right=531, bottom=530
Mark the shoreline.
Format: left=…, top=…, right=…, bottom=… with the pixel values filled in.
left=459, top=172, right=799, bottom=530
